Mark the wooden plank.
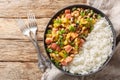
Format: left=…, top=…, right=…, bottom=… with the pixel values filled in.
left=0, top=62, right=42, bottom=80
left=0, top=18, right=48, bottom=61
left=0, top=18, right=49, bottom=40
left=0, top=0, right=86, bottom=18
left=0, top=40, right=46, bottom=61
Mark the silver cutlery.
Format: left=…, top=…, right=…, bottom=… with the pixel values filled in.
left=27, top=11, right=51, bottom=68
left=17, top=12, right=51, bottom=72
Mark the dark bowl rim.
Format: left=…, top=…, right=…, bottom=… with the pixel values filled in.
left=43, top=4, right=116, bottom=76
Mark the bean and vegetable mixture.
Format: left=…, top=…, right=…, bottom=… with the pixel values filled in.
left=45, top=7, right=101, bottom=67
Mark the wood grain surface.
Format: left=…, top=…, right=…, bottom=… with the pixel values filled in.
left=0, top=0, right=86, bottom=18
left=0, top=0, right=120, bottom=80
left=0, top=62, right=42, bottom=80
left=0, top=0, right=86, bottom=80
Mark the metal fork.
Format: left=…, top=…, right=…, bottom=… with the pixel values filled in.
left=17, top=17, right=48, bottom=72
left=27, top=11, right=51, bottom=68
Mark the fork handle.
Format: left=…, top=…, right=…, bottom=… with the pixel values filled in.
left=34, top=39, right=51, bottom=68
left=32, top=31, right=51, bottom=69
left=28, top=36, right=47, bottom=72
left=34, top=38, right=51, bottom=68
left=33, top=41, right=49, bottom=69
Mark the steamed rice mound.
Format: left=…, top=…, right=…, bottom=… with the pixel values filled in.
left=63, top=18, right=113, bottom=75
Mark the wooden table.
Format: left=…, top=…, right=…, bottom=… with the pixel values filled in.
left=0, top=0, right=120, bottom=80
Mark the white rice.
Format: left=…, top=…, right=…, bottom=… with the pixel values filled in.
left=63, top=18, right=113, bottom=75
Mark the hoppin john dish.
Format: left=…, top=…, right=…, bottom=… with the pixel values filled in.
left=44, top=5, right=116, bottom=76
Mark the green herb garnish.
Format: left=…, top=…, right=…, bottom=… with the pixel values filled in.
left=47, top=48, right=53, bottom=53
left=63, top=53, right=68, bottom=58
left=97, top=14, right=101, bottom=19
left=54, top=61, right=60, bottom=67
left=59, top=35, right=63, bottom=39
left=72, top=7, right=77, bottom=11
left=69, top=25, right=76, bottom=32
left=80, top=11, right=85, bottom=17
left=90, top=26, right=94, bottom=32
left=58, top=29, right=65, bottom=35
left=53, top=19, right=62, bottom=27
left=54, top=19, right=62, bottom=24
left=87, top=17, right=92, bottom=22
left=54, top=51, right=59, bottom=54
left=47, top=30, right=52, bottom=34
left=75, top=45, right=78, bottom=50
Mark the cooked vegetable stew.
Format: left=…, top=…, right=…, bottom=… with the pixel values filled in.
left=45, top=7, right=101, bottom=67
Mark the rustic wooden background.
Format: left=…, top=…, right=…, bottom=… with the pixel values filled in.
left=0, top=0, right=120, bottom=80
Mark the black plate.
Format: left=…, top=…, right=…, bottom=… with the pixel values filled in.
left=44, top=4, right=116, bottom=76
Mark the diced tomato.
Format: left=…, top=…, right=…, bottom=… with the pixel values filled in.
left=61, top=60, right=67, bottom=66
left=50, top=43, right=58, bottom=50
left=45, top=38, right=53, bottom=44
left=65, top=14, right=71, bottom=19
left=65, top=56, right=73, bottom=63
left=79, top=39, right=85, bottom=47
left=65, top=9, right=71, bottom=14
left=56, top=46, right=61, bottom=51
left=64, top=45, right=73, bottom=53
left=61, top=56, right=73, bottom=66
left=50, top=43, right=61, bottom=51
left=80, top=39, right=85, bottom=44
